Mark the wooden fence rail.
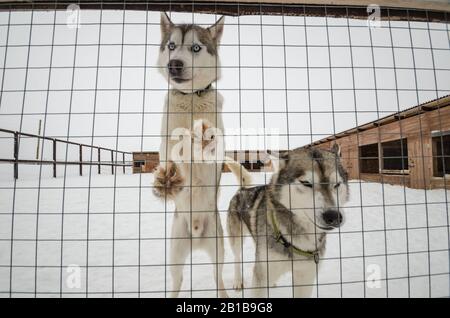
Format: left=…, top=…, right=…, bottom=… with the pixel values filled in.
left=0, top=128, right=132, bottom=179
left=0, top=0, right=448, bottom=22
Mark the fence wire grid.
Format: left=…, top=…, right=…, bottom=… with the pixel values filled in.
left=0, top=1, right=449, bottom=298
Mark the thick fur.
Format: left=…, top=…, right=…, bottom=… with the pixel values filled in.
left=155, top=13, right=229, bottom=298
left=227, top=146, right=349, bottom=298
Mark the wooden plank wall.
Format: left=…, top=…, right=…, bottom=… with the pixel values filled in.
left=314, top=106, right=450, bottom=189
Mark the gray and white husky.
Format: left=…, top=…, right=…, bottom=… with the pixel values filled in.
left=227, top=145, right=349, bottom=298
left=153, top=13, right=236, bottom=298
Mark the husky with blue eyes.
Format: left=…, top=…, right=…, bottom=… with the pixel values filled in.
left=157, top=12, right=224, bottom=93
left=226, top=145, right=350, bottom=298
left=153, top=13, right=234, bottom=298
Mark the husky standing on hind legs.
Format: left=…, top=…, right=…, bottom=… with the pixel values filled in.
left=152, top=12, right=232, bottom=298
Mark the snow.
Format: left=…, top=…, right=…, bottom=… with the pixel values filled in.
left=0, top=171, right=448, bottom=298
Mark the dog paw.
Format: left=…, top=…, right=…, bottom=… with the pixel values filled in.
left=153, top=161, right=184, bottom=199
left=192, top=119, right=216, bottom=149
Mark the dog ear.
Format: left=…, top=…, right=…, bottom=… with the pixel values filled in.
left=331, top=143, right=341, bottom=157
left=161, top=12, right=173, bottom=35
left=207, top=16, right=225, bottom=45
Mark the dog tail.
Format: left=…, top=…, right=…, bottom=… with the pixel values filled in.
left=225, top=157, right=252, bottom=188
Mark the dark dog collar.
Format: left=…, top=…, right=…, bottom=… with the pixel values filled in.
left=270, top=209, right=320, bottom=264
left=176, top=84, right=212, bottom=97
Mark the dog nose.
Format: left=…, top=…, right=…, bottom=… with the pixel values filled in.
left=322, top=210, right=343, bottom=227
left=168, top=59, right=184, bottom=77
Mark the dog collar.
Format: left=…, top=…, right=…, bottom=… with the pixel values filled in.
left=177, top=84, right=212, bottom=97
left=270, top=209, right=320, bottom=264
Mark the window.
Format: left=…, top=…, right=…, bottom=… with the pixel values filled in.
left=433, top=134, right=450, bottom=177
left=381, top=138, right=409, bottom=173
left=133, top=160, right=145, bottom=168
left=360, top=143, right=379, bottom=173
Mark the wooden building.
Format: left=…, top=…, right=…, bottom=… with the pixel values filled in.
left=132, top=152, right=159, bottom=174
left=309, top=95, right=450, bottom=189
left=132, top=150, right=274, bottom=174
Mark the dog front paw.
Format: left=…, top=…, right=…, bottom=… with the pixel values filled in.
left=153, top=161, right=184, bottom=199
left=192, top=119, right=216, bottom=149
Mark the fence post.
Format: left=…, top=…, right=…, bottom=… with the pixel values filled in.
left=79, top=145, right=83, bottom=176
left=53, top=139, right=56, bottom=178
left=98, top=148, right=101, bottom=175
left=111, top=150, right=114, bottom=175
left=123, top=153, right=125, bottom=174
left=13, top=132, right=19, bottom=179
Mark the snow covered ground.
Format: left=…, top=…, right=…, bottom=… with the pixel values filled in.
left=0, top=170, right=449, bottom=298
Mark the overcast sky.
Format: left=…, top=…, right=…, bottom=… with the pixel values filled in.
left=0, top=9, right=449, bottom=171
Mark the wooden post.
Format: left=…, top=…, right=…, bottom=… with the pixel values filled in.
left=98, top=148, right=101, bottom=175
left=122, top=153, right=125, bottom=174
left=53, top=139, right=56, bottom=178
left=79, top=145, right=83, bottom=176
left=13, top=132, right=19, bottom=179
left=378, top=141, right=383, bottom=173
left=111, top=150, right=114, bottom=175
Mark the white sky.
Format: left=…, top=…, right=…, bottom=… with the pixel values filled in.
left=0, top=10, right=449, bottom=167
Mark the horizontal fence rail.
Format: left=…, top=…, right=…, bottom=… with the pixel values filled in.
left=0, top=128, right=132, bottom=179
left=0, top=0, right=448, bottom=22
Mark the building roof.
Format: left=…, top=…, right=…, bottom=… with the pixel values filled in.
left=132, top=151, right=159, bottom=155
left=308, top=94, right=450, bottom=147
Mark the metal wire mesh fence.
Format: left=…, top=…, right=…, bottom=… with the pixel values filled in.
left=0, top=1, right=449, bottom=298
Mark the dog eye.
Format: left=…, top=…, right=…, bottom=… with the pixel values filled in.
left=334, top=182, right=341, bottom=189
left=300, top=180, right=313, bottom=188
left=191, top=44, right=202, bottom=53
left=167, top=42, right=176, bottom=51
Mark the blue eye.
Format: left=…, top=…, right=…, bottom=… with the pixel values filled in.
left=191, top=44, right=201, bottom=53
left=168, top=42, right=176, bottom=51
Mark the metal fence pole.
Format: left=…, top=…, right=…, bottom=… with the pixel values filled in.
left=53, top=139, right=57, bottom=178
left=123, top=152, right=125, bottom=174
left=111, top=150, right=114, bottom=175
left=98, top=148, right=101, bottom=174
left=13, top=132, right=19, bottom=179
left=79, top=145, right=83, bottom=176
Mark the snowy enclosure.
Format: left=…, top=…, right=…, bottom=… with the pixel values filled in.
left=0, top=5, right=449, bottom=297
left=0, top=172, right=449, bottom=297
